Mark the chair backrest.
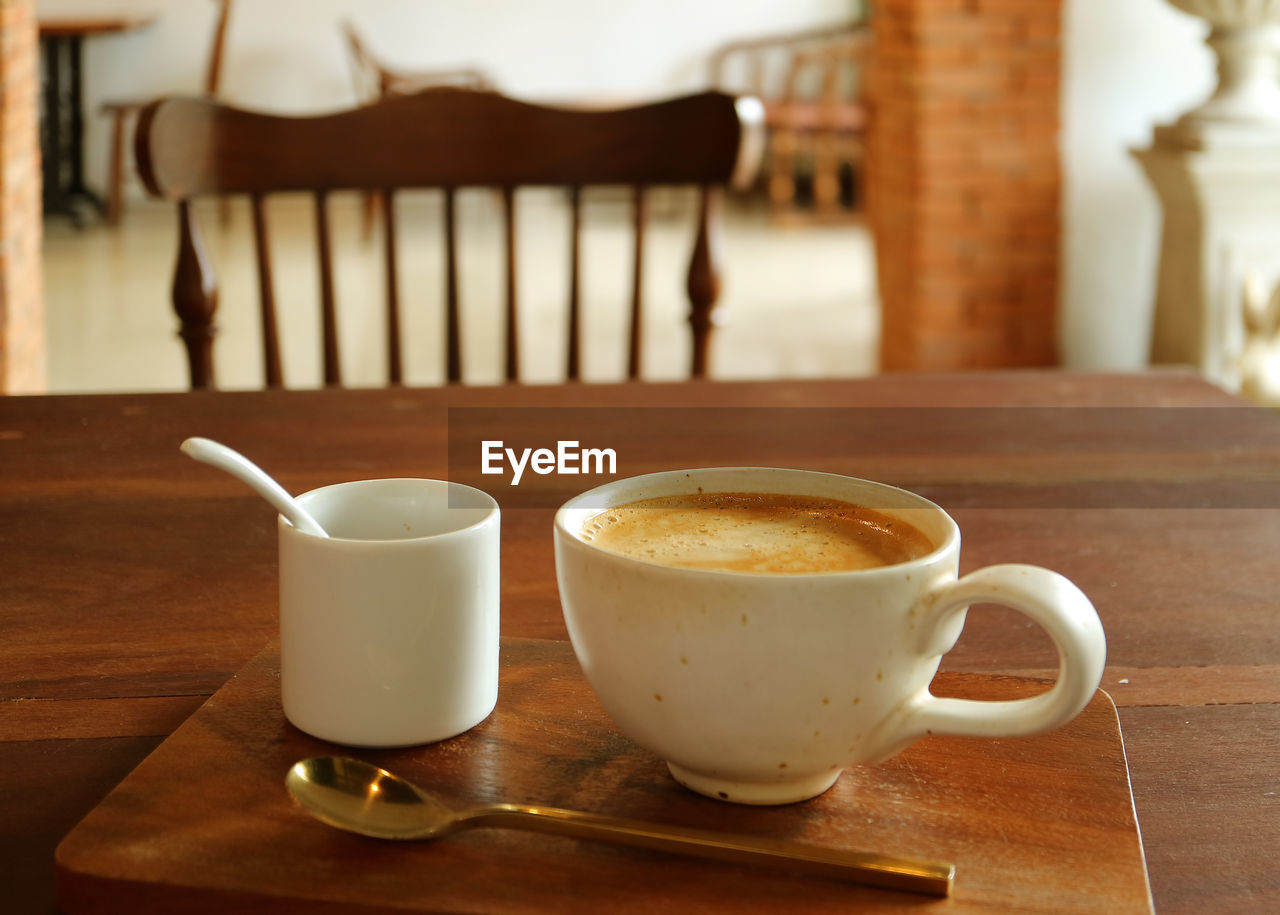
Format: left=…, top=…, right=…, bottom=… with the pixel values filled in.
left=134, top=88, right=764, bottom=389
left=708, top=21, right=866, bottom=99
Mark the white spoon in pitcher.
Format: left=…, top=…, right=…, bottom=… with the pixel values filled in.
left=181, top=436, right=329, bottom=538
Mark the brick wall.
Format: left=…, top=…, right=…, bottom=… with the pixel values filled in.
left=868, top=0, right=1060, bottom=370
left=0, top=0, right=44, bottom=393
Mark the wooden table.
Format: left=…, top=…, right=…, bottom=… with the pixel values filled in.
left=2, top=371, right=1278, bottom=912
left=38, top=14, right=156, bottom=223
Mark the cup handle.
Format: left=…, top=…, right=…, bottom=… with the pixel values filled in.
left=868, top=564, right=1107, bottom=763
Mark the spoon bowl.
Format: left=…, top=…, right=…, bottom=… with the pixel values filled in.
left=288, top=756, right=455, bottom=840
left=286, top=756, right=954, bottom=896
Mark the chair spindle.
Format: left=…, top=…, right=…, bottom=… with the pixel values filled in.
left=444, top=188, right=461, bottom=383
left=382, top=188, right=403, bottom=384
left=314, top=190, right=341, bottom=386
left=173, top=200, right=218, bottom=390
left=501, top=186, right=519, bottom=383
left=566, top=185, right=583, bottom=381
left=249, top=193, right=283, bottom=388
left=686, top=186, right=723, bottom=379
left=628, top=185, right=647, bottom=380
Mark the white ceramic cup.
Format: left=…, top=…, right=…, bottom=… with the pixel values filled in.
left=278, top=478, right=500, bottom=747
left=554, top=468, right=1106, bottom=805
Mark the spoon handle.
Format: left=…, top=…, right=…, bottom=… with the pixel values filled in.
left=463, top=804, right=953, bottom=896
left=181, top=437, right=328, bottom=537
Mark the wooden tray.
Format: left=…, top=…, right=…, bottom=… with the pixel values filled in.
left=56, top=639, right=1152, bottom=913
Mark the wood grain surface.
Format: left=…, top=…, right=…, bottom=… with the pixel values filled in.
left=3, top=371, right=1278, bottom=912
left=56, top=640, right=1151, bottom=913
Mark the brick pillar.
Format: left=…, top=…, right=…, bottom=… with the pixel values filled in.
left=868, top=0, right=1060, bottom=370
left=0, top=0, right=44, bottom=393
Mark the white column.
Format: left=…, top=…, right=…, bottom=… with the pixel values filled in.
left=1136, top=0, right=1280, bottom=399
left=1134, top=140, right=1280, bottom=388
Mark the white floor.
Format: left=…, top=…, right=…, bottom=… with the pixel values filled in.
left=41, top=189, right=878, bottom=393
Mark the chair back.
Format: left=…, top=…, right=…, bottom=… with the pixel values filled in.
left=709, top=22, right=869, bottom=218
left=135, top=89, right=764, bottom=388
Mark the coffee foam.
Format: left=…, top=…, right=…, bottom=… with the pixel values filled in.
left=580, top=492, right=934, bottom=574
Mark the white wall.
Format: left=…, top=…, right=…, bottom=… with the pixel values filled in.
left=39, top=0, right=1220, bottom=370
left=42, top=0, right=856, bottom=110
left=1061, top=0, right=1213, bottom=369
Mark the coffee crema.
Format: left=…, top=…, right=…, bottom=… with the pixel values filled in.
left=580, top=492, right=934, bottom=574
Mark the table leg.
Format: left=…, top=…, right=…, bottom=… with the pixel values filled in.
left=40, top=36, right=67, bottom=216
left=39, top=34, right=107, bottom=225
left=68, top=36, right=86, bottom=195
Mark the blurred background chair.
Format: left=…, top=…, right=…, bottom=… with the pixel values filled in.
left=340, top=20, right=498, bottom=240
left=341, top=19, right=495, bottom=102
left=134, top=89, right=764, bottom=389
left=98, top=0, right=233, bottom=226
left=710, top=21, right=869, bottom=223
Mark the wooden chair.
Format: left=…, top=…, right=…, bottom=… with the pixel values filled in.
left=710, top=22, right=870, bottom=222
left=340, top=19, right=495, bottom=102
left=99, top=0, right=233, bottom=226
left=339, top=19, right=497, bottom=238
left=134, top=89, right=765, bottom=389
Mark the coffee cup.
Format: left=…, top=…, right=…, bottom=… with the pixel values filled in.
left=553, top=468, right=1106, bottom=805
left=279, top=478, right=500, bottom=747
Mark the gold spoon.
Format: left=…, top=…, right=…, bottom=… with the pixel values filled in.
left=285, top=756, right=954, bottom=896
